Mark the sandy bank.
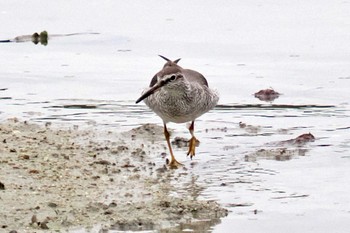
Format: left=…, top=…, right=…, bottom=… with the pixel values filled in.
left=0, top=119, right=227, bottom=232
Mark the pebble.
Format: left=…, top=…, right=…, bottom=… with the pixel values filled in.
left=0, top=181, right=5, bottom=190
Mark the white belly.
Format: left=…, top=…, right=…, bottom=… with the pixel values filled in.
left=144, top=85, right=219, bottom=124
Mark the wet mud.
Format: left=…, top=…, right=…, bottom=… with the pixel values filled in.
left=0, top=119, right=227, bottom=232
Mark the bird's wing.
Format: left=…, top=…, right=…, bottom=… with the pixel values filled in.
left=182, top=69, right=209, bottom=87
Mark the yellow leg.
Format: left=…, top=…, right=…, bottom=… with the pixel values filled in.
left=187, top=121, right=197, bottom=159
left=164, top=123, right=182, bottom=168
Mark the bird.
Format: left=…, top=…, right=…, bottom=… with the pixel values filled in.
left=136, top=55, right=219, bottom=168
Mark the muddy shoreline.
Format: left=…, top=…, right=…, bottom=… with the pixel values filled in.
left=0, top=118, right=227, bottom=232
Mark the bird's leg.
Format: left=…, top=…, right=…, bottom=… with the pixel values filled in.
left=187, top=121, right=197, bottom=159
left=164, top=123, right=182, bottom=168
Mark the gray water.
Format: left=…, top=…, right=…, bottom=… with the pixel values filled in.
left=1, top=0, right=350, bottom=232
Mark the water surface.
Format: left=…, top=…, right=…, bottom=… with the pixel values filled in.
left=1, top=0, right=350, bottom=232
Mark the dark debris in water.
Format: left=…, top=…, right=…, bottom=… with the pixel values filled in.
left=276, top=133, right=315, bottom=146
left=52, top=104, right=100, bottom=109
left=172, top=136, right=200, bottom=148
left=239, top=121, right=261, bottom=134
left=245, top=148, right=309, bottom=162
left=0, top=31, right=48, bottom=45
left=271, top=194, right=309, bottom=199
left=254, top=88, right=281, bottom=102
left=117, top=49, right=132, bottom=52
left=246, top=133, right=315, bottom=162
left=0, top=88, right=10, bottom=100
left=226, top=203, right=254, bottom=208
left=0, top=31, right=99, bottom=46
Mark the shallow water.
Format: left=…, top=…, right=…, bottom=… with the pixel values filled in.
left=1, top=0, right=350, bottom=232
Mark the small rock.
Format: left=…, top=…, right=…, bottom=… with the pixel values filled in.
left=108, top=201, right=117, bottom=208
left=0, top=181, right=5, bottom=190
left=31, top=214, right=38, bottom=224
left=278, top=133, right=315, bottom=146
left=93, top=160, right=111, bottom=165
left=40, top=222, right=49, bottom=229
left=156, top=165, right=168, bottom=173
left=254, top=88, right=280, bottom=102
left=121, top=164, right=135, bottom=168
left=91, top=175, right=101, bottom=180
left=29, top=169, right=40, bottom=174
left=48, top=202, right=58, bottom=208
left=294, top=133, right=315, bottom=144
left=159, top=201, right=171, bottom=208
left=19, top=155, right=30, bottom=160
left=104, top=210, right=113, bottom=215
left=117, top=145, right=129, bottom=151
left=124, top=193, right=133, bottom=197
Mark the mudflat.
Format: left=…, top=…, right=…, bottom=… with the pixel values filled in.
left=0, top=119, right=227, bottom=232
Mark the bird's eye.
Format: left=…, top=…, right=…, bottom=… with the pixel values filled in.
left=169, top=75, right=176, bottom=81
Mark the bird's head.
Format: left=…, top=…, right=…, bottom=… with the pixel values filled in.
left=135, top=66, right=185, bottom=104
left=158, top=55, right=181, bottom=69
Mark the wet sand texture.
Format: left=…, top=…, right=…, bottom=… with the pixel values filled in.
left=0, top=119, right=227, bottom=232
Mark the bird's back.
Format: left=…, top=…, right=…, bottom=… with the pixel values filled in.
left=182, top=69, right=209, bottom=87
left=149, top=66, right=208, bottom=88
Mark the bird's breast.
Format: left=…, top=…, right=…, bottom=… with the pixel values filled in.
left=144, top=84, right=219, bottom=123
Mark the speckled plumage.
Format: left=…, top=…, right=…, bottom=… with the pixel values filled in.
left=142, top=62, right=219, bottom=123
left=135, top=56, right=219, bottom=167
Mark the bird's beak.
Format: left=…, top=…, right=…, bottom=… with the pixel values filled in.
left=135, top=81, right=163, bottom=104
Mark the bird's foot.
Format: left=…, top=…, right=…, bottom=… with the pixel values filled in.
left=187, top=136, right=198, bottom=159
left=167, top=157, right=183, bottom=169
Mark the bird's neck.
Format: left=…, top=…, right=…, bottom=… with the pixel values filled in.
left=164, top=82, right=191, bottom=97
